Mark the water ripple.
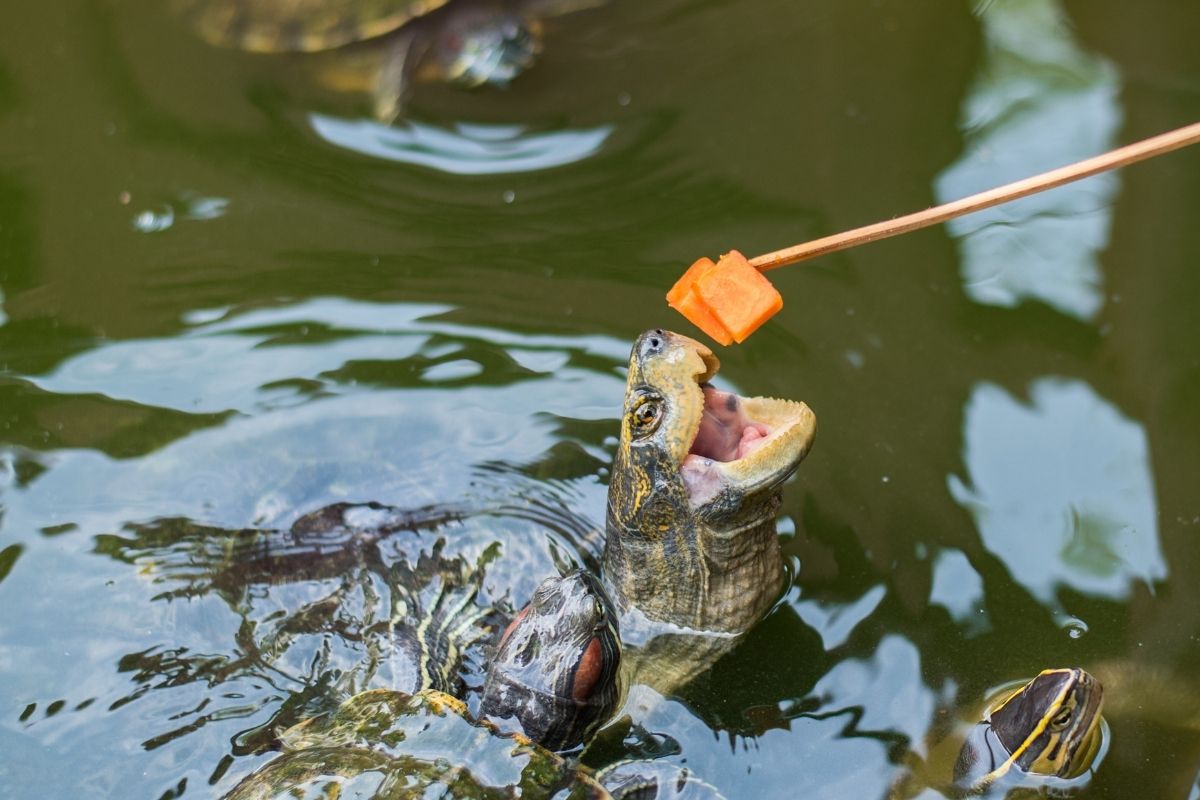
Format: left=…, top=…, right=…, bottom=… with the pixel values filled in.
left=309, top=115, right=614, bottom=175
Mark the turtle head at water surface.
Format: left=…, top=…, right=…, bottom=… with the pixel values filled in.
left=481, top=569, right=622, bottom=752
left=602, top=329, right=817, bottom=633
left=954, top=667, right=1106, bottom=793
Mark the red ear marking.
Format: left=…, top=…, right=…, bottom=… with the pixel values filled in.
left=497, top=606, right=529, bottom=652
left=571, top=637, right=603, bottom=703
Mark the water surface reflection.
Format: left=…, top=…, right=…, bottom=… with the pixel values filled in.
left=310, top=115, right=614, bottom=174
left=936, top=0, right=1121, bottom=321
left=950, top=377, right=1164, bottom=604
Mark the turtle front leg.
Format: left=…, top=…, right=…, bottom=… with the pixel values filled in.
left=373, top=27, right=427, bottom=122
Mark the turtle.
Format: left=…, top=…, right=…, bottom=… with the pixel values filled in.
left=599, top=329, right=816, bottom=689
left=223, top=569, right=726, bottom=799
left=131, top=327, right=816, bottom=699
left=125, top=329, right=816, bottom=791
left=174, top=0, right=602, bottom=120
left=891, top=667, right=1108, bottom=799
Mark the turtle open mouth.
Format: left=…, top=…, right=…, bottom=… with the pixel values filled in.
left=622, top=330, right=815, bottom=509
left=688, top=384, right=773, bottom=462
left=678, top=368, right=816, bottom=508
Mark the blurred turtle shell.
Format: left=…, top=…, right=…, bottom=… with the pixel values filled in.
left=175, top=0, right=598, bottom=119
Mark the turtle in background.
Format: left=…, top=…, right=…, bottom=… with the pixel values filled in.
left=174, top=0, right=604, bottom=120
left=891, top=667, right=1108, bottom=798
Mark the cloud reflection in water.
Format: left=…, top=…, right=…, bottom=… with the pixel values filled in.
left=792, top=584, right=887, bottom=651
left=929, top=548, right=988, bottom=634
left=309, top=114, right=613, bottom=175
left=9, top=299, right=630, bottom=534
left=949, top=378, right=1164, bottom=604
left=936, top=0, right=1122, bottom=321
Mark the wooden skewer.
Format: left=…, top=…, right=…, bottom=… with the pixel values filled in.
left=749, top=120, right=1200, bottom=272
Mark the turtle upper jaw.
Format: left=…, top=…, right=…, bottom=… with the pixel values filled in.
left=679, top=385, right=816, bottom=510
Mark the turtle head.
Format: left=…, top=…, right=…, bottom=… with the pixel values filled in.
left=480, top=570, right=621, bottom=752
left=602, top=329, right=816, bottom=631
left=611, top=329, right=816, bottom=516
left=422, top=0, right=608, bottom=87
left=987, top=668, right=1106, bottom=780
left=408, top=0, right=543, bottom=90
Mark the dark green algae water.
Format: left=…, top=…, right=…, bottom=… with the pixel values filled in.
left=3, top=0, right=1200, bottom=797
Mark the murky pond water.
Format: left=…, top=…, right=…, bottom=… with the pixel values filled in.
left=3, top=0, right=1200, bottom=797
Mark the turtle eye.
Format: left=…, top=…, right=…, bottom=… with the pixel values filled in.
left=630, top=392, right=663, bottom=438
left=1050, top=707, right=1073, bottom=730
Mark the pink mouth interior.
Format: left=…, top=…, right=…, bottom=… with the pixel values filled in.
left=680, top=385, right=772, bottom=504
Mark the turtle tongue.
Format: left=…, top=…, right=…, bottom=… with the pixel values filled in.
left=689, top=385, right=771, bottom=462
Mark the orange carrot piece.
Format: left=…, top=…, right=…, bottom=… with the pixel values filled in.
left=666, top=256, right=714, bottom=307
left=693, top=250, right=783, bottom=343
left=666, top=257, right=734, bottom=345
left=673, top=287, right=734, bottom=346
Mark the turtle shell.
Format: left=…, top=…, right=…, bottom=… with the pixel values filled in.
left=175, top=0, right=451, bottom=53
left=223, top=689, right=611, bottom=799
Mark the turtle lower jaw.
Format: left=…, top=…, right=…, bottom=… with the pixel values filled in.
left=680, top=388, right=816, bottom=508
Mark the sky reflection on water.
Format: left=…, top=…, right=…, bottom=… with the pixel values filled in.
left=31, top=299, right=627, bottom=415
left=792, top=583, right=887, bottom=651
left=625, top=635, right=929, bottom=800
left=928, top=549, right=987, bottom=635
left=7, top=302, right=627, bottom=536
left=950, top=377, right=1164, bottom=604
left=936, top=0, right=1121, bottom=321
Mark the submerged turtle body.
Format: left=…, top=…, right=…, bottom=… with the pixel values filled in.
left=228, top=687, right=725, bottom=800
left=221, top=569, right=622, bottom=798
left=133, top=499, right=603, bottom=754
left=225, top=688, right=611, bottom=799
left=176, top=0, right=593, bottom=119
left=224, top=573, right=722, bottom=800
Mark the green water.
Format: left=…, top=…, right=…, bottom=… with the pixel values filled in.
left=2, top=0, right=1200, bottom=797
